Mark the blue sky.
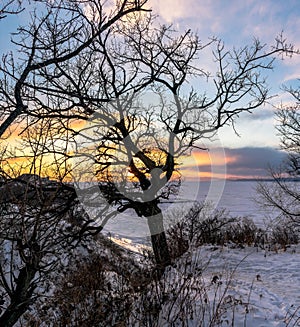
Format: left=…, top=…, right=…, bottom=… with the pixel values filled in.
left=149, top=0, right=300, bottom=178
left=1, top=0, right=299, bottom=179
left=150, top=0, right=300, bottom=148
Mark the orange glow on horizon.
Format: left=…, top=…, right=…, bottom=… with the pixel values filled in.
left=1, top=121, right=255, bottom=181
left=181, top=150, right=237, bottom=167
left=178, top=149, right=234, bottom=180
left=180, top=168, right=261, bottom=181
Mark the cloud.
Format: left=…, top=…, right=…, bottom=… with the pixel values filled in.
left=179, top=146, right=287, bottom=179
left=150, top=0, right=299, bottom=52
left=283, top=72, right=300, bottom=83
left=225, top=146, right=287, bottom=178
left=242, top=107, right=275, bottom=122
left=225, top=147, right=285, bottom=169
left=150, top=0, right=213, bottom=24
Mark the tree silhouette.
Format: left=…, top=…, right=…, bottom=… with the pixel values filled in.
left=258, top=82, right=300, bottom=221
left=0, top=1, right=297, bottom=273
left=0, top=0, right=23, bottom=20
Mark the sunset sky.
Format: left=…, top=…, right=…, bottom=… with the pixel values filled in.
left=1, top=0, right=299, bottom=180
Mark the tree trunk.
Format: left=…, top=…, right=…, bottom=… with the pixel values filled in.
left=144, top=202, right=171, bottom=274
left=0, top=264, right=37, bottom=327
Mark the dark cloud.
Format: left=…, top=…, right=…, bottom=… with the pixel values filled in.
left=180, top=146, right=287, bottom=178
left=224, top=147, right=287, bottom=178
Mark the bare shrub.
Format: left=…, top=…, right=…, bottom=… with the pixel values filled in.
left=166, top=202, right=299, bottom=256
left=166, top=203, right=261, bottom=257
left=285, top=305, right=300, bottom=326
left=267, top=221, right=300, bottom=251
left=24, top=235, right=154, bottom=327
left=28, top=245, right=251, bottom=327
left=21, top=211, right=299, bottom=326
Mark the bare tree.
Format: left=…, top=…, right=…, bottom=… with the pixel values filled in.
left=0, top=119, right=88, bottom=327
left=0, top=0, right=297, bottom=272
left=0, top=0, right=150, bottom=138
left=18, top=9, right=296, bottom=270
left=257, top=83, right=300, bottom=221
left=0, top=190, right=81, bottom=327
left=0, top=1, right=152, bottom=325
left=0, top=1, right=23, bottom=20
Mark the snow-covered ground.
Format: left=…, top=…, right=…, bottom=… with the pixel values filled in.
left=111, top=235, right=300, bottom=326
left=197, top=245, right=300, bottom=326
left=85, top=178, right=300, bottom=326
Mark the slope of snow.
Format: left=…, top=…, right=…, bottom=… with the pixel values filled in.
left=113, top=235, right=300, bottom=326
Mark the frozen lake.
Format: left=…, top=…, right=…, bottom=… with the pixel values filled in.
left=102, top=180, right=278, bottom=240
left=194, top=180, right=268, bottom=220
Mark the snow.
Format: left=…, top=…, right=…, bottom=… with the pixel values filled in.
left=107, top=235, right=151, bottom=254
left=110, top=235, right=300, bottom=326
left=62, top=179, right=300, bottom=325
left=102, top=178, right=300, bottom=326
left=2, top=179, right=299, bottom=326
left=194, top=245, right=300, bottom=326
left=205, top=245, right=300, bottom=308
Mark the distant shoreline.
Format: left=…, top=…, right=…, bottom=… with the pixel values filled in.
left=227, top=178, right=300, bottom=182
left=184, top=177, right=300, bottom=182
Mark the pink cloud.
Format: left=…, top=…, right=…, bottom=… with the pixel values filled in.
left=150, top=0, right=213, bottom=23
